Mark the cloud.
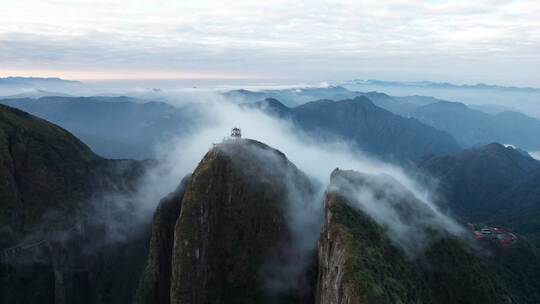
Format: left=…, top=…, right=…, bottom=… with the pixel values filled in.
left=215, top=140, right=322, bottom=297
left=78, top=90, right=464, bottom=293
left=114, top=92, right=462, bottom=252
left=1, top=0, right=539, bottom=85
left=530, top=151, right=540, bottom=161
left=329, top=170, right=465, bottom=255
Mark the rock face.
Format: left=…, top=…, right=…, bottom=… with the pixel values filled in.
left=135, top=176, right=191, bottom=304
left=136, top=139, right=317, bottom=304
left=315, top=169, right=540, bottom=304
left=135, top=140, right=540, bottom=304
left=316, top=203, right=359, bottom=304
left=0, top=104, right=151, bottom=304
left=316, top=170, right=430, bottom=304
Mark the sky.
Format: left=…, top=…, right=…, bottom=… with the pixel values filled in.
left=1, top=0, right=539, bottom=86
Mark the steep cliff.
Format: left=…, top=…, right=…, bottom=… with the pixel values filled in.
left=169, top=139, right=317, bottom=304
left=315, top=169, right=539, bottom=304
left=135, top=176, right=191, bottom=304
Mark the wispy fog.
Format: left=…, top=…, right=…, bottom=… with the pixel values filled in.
left=329, top=170, right=465, bottom=256
left=100, top=92, right=464, bottom=255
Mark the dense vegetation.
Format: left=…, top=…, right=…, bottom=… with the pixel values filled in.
left=420, top=143, right=540, bottom=248
left=3, top=86, right=540, bottom=304
left=322, top=171, right=540, bottom=303
left=0, top=104, right=151, bottom=304
left=246, top=96, right=460, bottom=161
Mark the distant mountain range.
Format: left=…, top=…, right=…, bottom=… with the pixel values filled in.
left=229, top=86, right=540, bottom=151
left=224, top=85, right=357, bottom=107
left=226, top=86, right=449, bottom=114
left=0, top=77, right=84, bottom=98
left=0, top=77, right=80, bottom=86
left=342, top=79, right=540, bottom=93
left=338, top=80, right=540, bottom=118
left=0, top=96, right=200, bottom=159
left=3, top=99, right=540, bottom=303
left=244, top=97, right=460, bottom=161
left=1, top=89, right=73, bottom=99
left=2, top=82, right=540, bottom=156
left=410, top=101, right=540, bottom=150
left=0, top=92, right=460, bottom=162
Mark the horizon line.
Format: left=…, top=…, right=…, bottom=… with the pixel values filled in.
left=1, top=75, right=540, bottom=91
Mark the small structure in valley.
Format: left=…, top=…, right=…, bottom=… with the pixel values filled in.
left=468, top=223, right=518, bottom=246
left=231, top=127, right=242, bottom=138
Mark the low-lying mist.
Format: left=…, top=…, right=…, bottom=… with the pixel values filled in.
left=111, top=91, right=465, bottom=253
left=28, top=88, right=467, bottom=295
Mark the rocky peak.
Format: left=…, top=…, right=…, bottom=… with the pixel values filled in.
left=317, top=169, right=519, bottom=304
left=139, top=138, right=318, bottom=304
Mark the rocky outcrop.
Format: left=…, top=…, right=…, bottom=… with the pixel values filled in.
left=315, top=188, right=422, bottom=304
left=316, top=201, right=359, bottom=304
left=169, top=139, right=316, bottom=304
left=135, top=176, right=191, bottom=304
left=315, top=169, right=521, bottom=304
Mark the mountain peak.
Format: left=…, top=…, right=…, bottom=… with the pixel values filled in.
left=319, top=168, right=522, bottom=304
left=423, top=100, right=468, bottom=110
left=209, top=137, right=289, bottom=163
left=167, top=137, right=316, bottom=303
left=479, top=142, right=507, bottom=152
left=474, top=142, right=537, bottom=162
left=295, top=95, right=375, bottom=110
left=420, top=142, right=540, bottom=216
left=351, top=95, right=376, bottom=104
left=260, top=97, right=290, bottom=111
left=240, top=98, right=291, bottom=117
left=0, top=104, right=97, bottom=161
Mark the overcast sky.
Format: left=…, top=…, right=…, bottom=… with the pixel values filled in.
left=1, top=0, right=539, bottom=86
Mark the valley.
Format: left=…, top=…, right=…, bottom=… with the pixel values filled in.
left=2, top=85, right=540, bottom=303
